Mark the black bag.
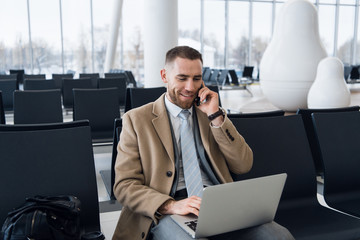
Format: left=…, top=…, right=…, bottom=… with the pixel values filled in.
left=1, top=195, right=82, bottom=240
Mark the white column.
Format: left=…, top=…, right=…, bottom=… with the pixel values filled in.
left=104, top=0, right=123, bottom=73
left=144, top=0, right=178, bottom=87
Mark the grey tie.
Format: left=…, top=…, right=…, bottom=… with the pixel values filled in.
left=179, top=110, right=203, bottom=198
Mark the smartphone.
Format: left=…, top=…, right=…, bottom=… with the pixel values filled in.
left=194, top=82, right=205, bottom=106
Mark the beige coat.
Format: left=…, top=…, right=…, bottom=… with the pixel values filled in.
left=112, top=94, right=253, bottom=240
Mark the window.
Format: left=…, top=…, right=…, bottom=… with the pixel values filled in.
left=337, top=5, right=355, bottom=65
left=29, top=0, right=61, bottom=77
left=92, top=0, right=113, bottom=75
left=203, top=1, right=225, bottom=68
left=0, top=0, right=28, bottom=74
left=228, top=1, right=249, bottom=69
left=252, top=2, right=272, bottom=73
left=178, top=0, right=201, bottom=47
left=318, top=4, right=336, bottom=56
left=62, top=0, right=92, bottom=76
left=121, top=0, right=144, bottom=82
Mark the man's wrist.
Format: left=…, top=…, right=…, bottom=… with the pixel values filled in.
left=158, top=199, right=175, bottom=215
left=208, top=107, right=225, bottom=121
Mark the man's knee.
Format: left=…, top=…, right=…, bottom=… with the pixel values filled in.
left=252, top=221, right=295, bottom=240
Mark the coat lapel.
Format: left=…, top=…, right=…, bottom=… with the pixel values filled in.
left=152, top=94, right=175, bottom=164
left=195, top=107, right=211, bottom=154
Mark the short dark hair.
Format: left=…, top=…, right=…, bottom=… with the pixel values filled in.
left=165, top=46, right=203, bottom=65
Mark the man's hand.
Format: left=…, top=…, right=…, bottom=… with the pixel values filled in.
left=158, top=196, right=202, bottom=216
left=197, top=83, right=224, bottom=126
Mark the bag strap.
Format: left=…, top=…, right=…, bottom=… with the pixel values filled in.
left=26, top=195, right=81, bottom=213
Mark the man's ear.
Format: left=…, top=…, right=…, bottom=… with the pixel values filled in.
left=160, top=69, right=167, bottom=83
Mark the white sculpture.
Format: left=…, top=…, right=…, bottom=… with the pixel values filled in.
left=307, top=57, right=351, bottom=108
left=260, top=0, right=327, bottom=111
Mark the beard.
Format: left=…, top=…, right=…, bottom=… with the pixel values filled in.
left=167, top=89, right=195, bottom=109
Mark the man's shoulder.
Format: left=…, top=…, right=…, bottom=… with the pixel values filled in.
left=124, top=102, right=155, bottom=119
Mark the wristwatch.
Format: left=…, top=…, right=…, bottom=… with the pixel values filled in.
left=208, top=107, right=225, bottom=121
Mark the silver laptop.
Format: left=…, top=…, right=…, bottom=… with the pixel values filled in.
left=170, top=173, right=287, bottom=238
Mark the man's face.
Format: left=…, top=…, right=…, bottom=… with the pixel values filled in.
left=161, top=57, right=203, bottom=109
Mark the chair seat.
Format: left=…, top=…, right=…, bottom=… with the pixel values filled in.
left=276, top=203, right=360, bottom=240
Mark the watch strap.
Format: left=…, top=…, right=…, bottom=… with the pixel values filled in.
left=208, top=108, right=224, bottom=121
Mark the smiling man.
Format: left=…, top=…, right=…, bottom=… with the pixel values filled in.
left=112, top=46, right=294, bottom=240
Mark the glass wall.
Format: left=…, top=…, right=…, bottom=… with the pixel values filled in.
left=29, top=0, right=61, bottom=76
left=62, top=0, right=92, bottom=76
left=121, top=0, right=144, bottom=82
left=92, top=0, right=113, bottom=75
left=0, top=0, right=359, bottom=79
left=228, top=1, right=249, bottom=70
left=337, top=4, right=355, bottom=65
left=203, top=1, right=226, bottom=68
left=0, top=0, right=28, bottom=74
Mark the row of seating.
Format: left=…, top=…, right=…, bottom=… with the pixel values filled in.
left=230, top=109, right=360, bottom=239
left=203, top=66, right=255, bottom=85
left=0, top=71, right=137, bottom=111
left=203, top=67, right=254, bottom=96
left=0, top=86, right=171, bottom=143
left=1, top=70, right=137, bottom=87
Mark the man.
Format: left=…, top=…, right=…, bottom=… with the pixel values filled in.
left=113, top=46, right=294, bottom=240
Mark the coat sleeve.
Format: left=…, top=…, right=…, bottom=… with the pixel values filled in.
left=210, top=114, right=253, bottom=175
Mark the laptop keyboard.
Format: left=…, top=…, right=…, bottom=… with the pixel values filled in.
left=185, top=220, right=198, bottom=231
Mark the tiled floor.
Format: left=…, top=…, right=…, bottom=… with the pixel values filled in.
left=6, top=83, right=360, bottom=239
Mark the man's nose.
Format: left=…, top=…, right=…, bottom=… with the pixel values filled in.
left=184, top=80, right=196, bottom=91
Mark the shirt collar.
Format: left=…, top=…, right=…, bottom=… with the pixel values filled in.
left=164, top=94, right=193, bottom=118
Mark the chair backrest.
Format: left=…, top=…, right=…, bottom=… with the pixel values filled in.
left=73, top=88, right=120, bottom=143
left=208, top=69, right=220, bottom=85
left=202, top=68, right=212, bottom=83
left=218, top=69, right=230, bottom=85
left=242, top=66, right=254, bottom=78
left=0, top=120, right=100, bottom=232
left=24, top=74, right=46, bottom=80
left=296, top=106, right=360, bottom=176
left=0, top=91, right=5, bottom=124
left=230, top=115, right=317, bottom=204
left=105, top=72, right=127, bottom=80
left=125, top=87, right=167, bottom=112
left=228, top=69, right=239, bottom=85
left=9, top=69, right=25, bottom=85
left=0, top=74, right=20, bottom=90
left=0, top=74, right=18, bottom=80
left=0, top=79, right=17, bottom=111
left=110, top=118, right=122, bottom=199
left=350, top=66, right=360, bottom=80
left=312, top=111, right=360, bottom=196
left=79, top=73, right=100, bottom=88
left=52, top=73, right=74, bottom=89
left=62, top=78, right=94, bottom=109
left=228, top=110, right=285, bottom=118
left=24, top=79, right=57, bottom=90
left=124, top=71, right=137, bottom=87
left=344, top=65, right=352, bottom=81
left=13, top=89, right=63, bottom=124
left=98, top=77, right=127, bottom=107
